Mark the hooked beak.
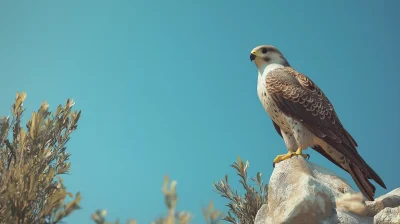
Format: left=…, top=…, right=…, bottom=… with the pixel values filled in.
left=250, top=50, right=257, bottom=61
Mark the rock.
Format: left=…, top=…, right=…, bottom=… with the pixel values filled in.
left=366, top=188, right=400, bottom=216
left=254, top=156, right=400, bottom=224
left=321, top=210, right=372, bottom=224
left=254, top=204, right=268, bottom=224
left=374, top=207, right=400, bottom=224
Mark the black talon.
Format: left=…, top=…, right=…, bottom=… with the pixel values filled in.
left=273, top=162, right=276, bottom=168
left=306, top=154, right=310, bottom=160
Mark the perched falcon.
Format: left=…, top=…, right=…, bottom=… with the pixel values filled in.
left=250, top=45, right=386, bottom=201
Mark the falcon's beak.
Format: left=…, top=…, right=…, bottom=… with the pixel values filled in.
left=250, top=50, right=257, bottom=61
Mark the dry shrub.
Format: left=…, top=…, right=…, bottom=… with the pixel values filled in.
left=91, top=175, right=223, bottom=224
left=214, top=156, right=268, bottom=224
left=0, top=92, right=81, bottom=224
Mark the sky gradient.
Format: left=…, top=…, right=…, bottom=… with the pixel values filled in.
left=1, top=1, right=399, bottom=223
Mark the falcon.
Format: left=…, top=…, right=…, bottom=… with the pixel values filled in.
left=250, top=45, right=386, bottom=200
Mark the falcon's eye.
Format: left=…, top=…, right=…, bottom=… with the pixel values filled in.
left=261, top=48, right=268, bottom=54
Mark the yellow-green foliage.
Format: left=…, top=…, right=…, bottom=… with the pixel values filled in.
left=0, top=92, right=81, bottom=224
left=214, top=156, right=268, bottom=224
left=90, top=157, right=268, bottom=224
left=91, top=175, right=223, bottom=224
left=91, top=209, right=137, bottom=224
left=202, top=201, right=223, bottom=224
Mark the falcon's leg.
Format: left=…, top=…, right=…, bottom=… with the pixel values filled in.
left=273, top=127, right=310, bottom=167
left=285, top=118, right=311, bottom=160
left=281, top=130, right=297, bottom=153
left=293, top=147, right=310, bottom=160
left=273, top=147, right=310, bottom=167
left=273, top=131, right=297, bottom=167
left=273, top=151, right=295, bottom=166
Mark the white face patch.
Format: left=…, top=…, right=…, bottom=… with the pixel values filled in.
left=253, top=50, right=286, bottom=79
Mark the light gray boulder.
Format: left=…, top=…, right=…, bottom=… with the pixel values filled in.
left=254, top=156, right=400, bottom=224
left=366, top=188, right=400, bottom=216
left=374, top=207, right=400, bottom=224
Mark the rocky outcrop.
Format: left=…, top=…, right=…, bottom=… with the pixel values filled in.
left=254, top=156, right=400, bottom=224
left=366, top=188, right=400, bottom=216
left=374, top=207, right=400, bottom=224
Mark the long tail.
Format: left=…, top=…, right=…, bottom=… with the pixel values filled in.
left=312, top=145, right=386, bottom=201
left=364, top=161, right=386, bottom=190
left=347, top=153, right=386, bottom=201
left=347, top=162, right=376, bottom=201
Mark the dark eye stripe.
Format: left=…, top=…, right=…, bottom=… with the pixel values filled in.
left=261, top=48, right=268, bottom=54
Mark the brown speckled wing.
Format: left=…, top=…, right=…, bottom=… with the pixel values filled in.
left=265, top=67, right=364, bottom=167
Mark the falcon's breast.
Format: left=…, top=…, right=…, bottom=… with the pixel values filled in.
left=257, top=74, right=292, bottom=132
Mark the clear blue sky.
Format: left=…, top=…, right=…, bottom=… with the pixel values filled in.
left=1, top=1, right=399, bottom=223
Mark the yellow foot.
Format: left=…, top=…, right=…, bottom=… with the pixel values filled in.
left=273, top=152, right=294, bottom=164
left=273, top=148, right=310, bottom=167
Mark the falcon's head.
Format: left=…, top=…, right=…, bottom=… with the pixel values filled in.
left=250, top=45, right=290, bottom=68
